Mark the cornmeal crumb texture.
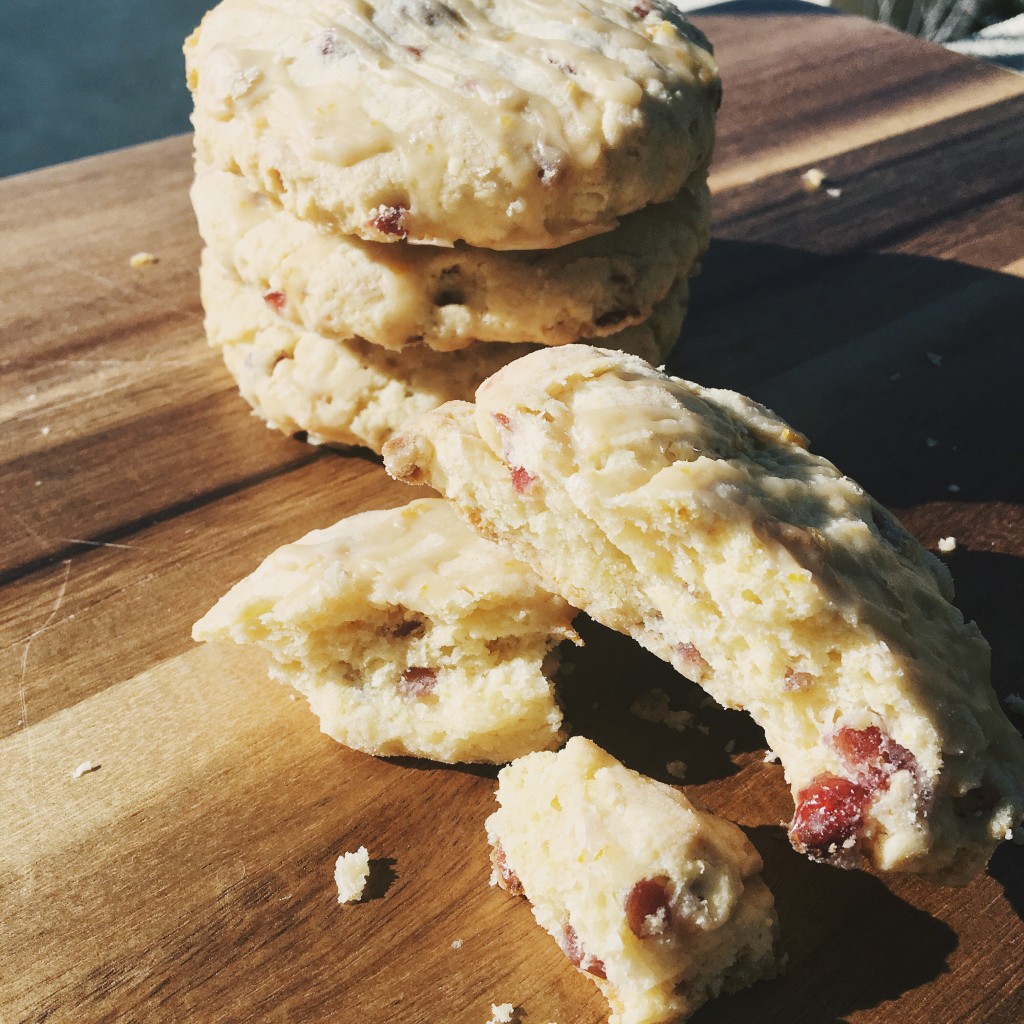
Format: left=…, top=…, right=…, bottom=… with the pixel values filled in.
left=185, top=0, right=719, bottom=249
left=192, top=167, right=710, bottom=351
left=487, top=738, right=782, bottom=1024
left=192, top=498, right=579, bottom=763
left=383, top=345, right=1024, bottom=882
left=199, top=251, right=688, bottom=452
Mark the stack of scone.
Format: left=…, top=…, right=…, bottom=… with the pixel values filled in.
left=184, top=0, right=720, bottom=452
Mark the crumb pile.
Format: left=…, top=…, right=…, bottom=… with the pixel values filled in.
left=183, top=0, right=719, bottom=451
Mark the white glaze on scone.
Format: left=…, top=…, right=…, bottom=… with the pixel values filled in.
left=384, top=345, right=1024, bottom=882
left=184, top=0, right=719, bottom=249
left=193, top=498, right=580, bottom=763
left=192, top=167, right=709, bottom=351
left=199, top=250, right=686, bottom=452
left=487, top=738, right=782, bottom=1024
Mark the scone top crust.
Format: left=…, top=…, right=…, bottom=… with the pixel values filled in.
left=185, top=0, right=719, bottom=249
left=193, top=497, right=576, bottom=639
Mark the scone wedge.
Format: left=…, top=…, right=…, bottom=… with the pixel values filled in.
left=487, top=737, right=783, bottom=1024
left=193, top=498, right=580, bottom=763
left=384, top=345, right=1024, bottom=881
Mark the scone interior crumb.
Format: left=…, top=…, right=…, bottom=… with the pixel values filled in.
left=335, top=846, right=370, bottom=904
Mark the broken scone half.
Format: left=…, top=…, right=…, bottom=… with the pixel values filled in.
left=193, top=498, right=579, bottom=763
left=383, top=345, right=1024, bottom=881
left=487, top=737, right=783, bottom=1024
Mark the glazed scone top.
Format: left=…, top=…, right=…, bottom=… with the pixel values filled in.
left=185, top=0, right=719, bottom=249
left=193, top=496, right=576, bottom=635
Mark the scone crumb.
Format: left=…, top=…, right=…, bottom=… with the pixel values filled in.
left=129, top=251, right=158, bottom=268
left=764, top=749, right=780, bottom=764
left=666, top=760, right=688, bottom=781
left=451, top=938, right=464, bottom=949
left=937, top=536, right=957, bottom=553
left=487, top=1003, right=517, bottom=1024
left=926, top=437, right=939, bottom=448
left=948, top=483, right=961, bottom=494
left=71, top=761, right=98, bottom=779
left=825, top=187, right=842, bottom=198
left=800, top=168, right=826, bottom=192
left=334, top=846, right=370, bottom=904
left=630, top=688, right=692, bottom=731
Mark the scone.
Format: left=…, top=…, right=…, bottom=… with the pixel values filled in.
left=192, top=167, right=710, bottom=351
left=184, top=0, right=719, bottom=249
left=200, top=251, right=687, bottom=452
left=487, top=737, right=782, bottom=1024
left=384, top=345, right=1024, bottom=882
left=192, top=498, right=580, bottom=763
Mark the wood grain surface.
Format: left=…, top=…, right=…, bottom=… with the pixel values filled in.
left=3, top=4, right=1023, bottom=1023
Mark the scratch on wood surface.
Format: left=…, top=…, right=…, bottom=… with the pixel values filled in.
left=13, top=509, right=48, bottom=552
left=17, top=559, right=73, bottom=746
left=59, top=538, right=137, bottom=551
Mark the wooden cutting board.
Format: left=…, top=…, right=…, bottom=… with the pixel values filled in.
left=3, top=4, right=1023, bottom=1021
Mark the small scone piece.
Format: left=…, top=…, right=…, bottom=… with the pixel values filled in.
left=384, top=345, right=1024, bottom=881
left=185, top=0, right=719, bottom=249
left=487, top=738, right=782, bottom=1024
left=193, top=498, right=580, bottom=763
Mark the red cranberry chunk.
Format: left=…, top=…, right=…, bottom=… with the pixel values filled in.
left=791, top=774, right=870, bottom=859
left=493, top=845, right=524, bottom=896
left=491, top=413, right=537, bottom=492
left=368, top=204, right=409, bottom=238
left=833, top=726, right=917, bottom=790
left=560, top=922, right=607, bottom=979
left=633, top=1, right=653, bottom=17
left=398, top=666, right=437, bottom=697
left=263, top=289, right=286, bottom=310
left=625, top=877, right=673, bottom=938
left=511, top=465, right=537, bottom=493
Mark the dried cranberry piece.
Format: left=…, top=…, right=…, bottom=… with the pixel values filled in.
left=510, top=466, right=537, bottom=493
left=491, top=413, right=537, bottom=493
left=368, top=204, right=409, bottom=238
left=833, top=726, right=916, bottom=790
left=633, top=1, right=653, bottom=17
left=783, top=667, right=815, bottom=691
left=263, top=290, right=286, bottom=310
left=493, top=845, right=524, bottom=896
left=398, top=666, right=437, bottom=697
left=560, top=922, right=607, bottom=979
left=403, top=44, right=425, bottom=58
left=671, top=638, right=712, bottom=679
left=625, top=878, right=673, bottom=938
left=790, top=774, right=870, bottom=859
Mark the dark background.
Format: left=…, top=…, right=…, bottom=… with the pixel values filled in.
left=1, top=0, right=211, bottom=178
